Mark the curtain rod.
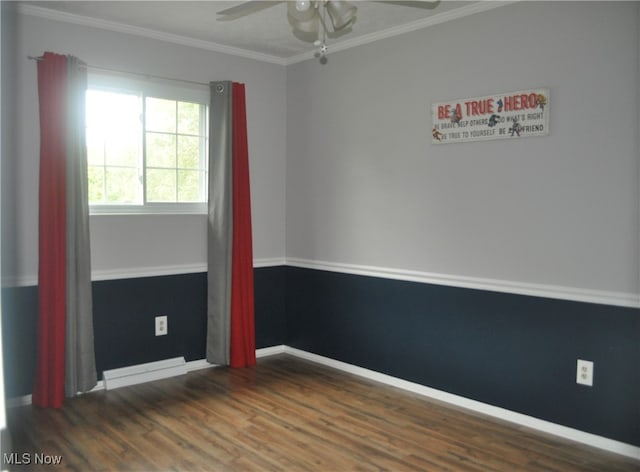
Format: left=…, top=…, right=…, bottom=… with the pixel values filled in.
left=27, top=55, right=209, bottom=88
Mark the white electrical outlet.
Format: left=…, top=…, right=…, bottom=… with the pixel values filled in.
left=576, top=359, right=594, bottom=386
left=155, top=316, right=168, bottom=336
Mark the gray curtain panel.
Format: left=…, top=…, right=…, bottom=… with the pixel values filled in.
left=206, top=81, right=234, bottom=365
left=65, top=56, right=97, bottom=395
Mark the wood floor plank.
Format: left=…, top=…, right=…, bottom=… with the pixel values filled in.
left=5, top=354, right=639, bottom=471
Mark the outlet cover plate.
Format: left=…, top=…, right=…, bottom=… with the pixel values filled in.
left=576, top=359, right=594, bottom=386
left=155, top=315, right=168, bottom=336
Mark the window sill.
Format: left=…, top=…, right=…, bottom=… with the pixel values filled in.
left=89, top=203, right=207, bottom=216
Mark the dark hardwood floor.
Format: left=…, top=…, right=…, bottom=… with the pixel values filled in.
left=5, top=354, right=639, bottom=471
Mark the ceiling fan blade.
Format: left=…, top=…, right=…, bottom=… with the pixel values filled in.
left=375, top=0, right=440, bottom=9
left=217, top=1, right=282, bottom=20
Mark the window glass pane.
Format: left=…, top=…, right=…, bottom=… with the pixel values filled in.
left=87, top=90, right=140, bottom=130
left=105, top=167, right=139, bottom=203
left=146, top=97, right=176, bottom=133
left=105, top=131, right=140, bottom=167
left=146, top=133, right=176, bottom=168
left=178, top=102, right=200, bottom=135
left=86, top=129, right=105, bottom=166
left=178, top=170, right=203, bottom=202
left=86, top=89, right=142, bottom=203
left=86, top=75, right=209, bottom=212
left=177, top=136, right=200, bottom=169
left=88, top=166, right=105, bottom=203
left=147, top=168, right=177, bottom=202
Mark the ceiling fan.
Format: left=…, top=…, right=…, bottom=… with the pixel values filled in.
left=217, top=1, right=439, bottom=63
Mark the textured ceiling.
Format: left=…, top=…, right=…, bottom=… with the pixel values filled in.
left=19, top=1, right=497, bottom=63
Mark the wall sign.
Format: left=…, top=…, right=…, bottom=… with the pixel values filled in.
left=431, top=88, right=549, bottom=144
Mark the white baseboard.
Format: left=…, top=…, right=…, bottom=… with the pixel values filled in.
left=5, top=395, right=32, bottom=409
left=6, top=346, right=638, bottom=460
left=103, top=356, right=187, bottom=390
left=5, top=347, right=278, bottom=407
left=185, top=358, right=214, bottom=372
left=256, top=345, right=286, bottom=357
left=280, top=346, right=640, bottom=461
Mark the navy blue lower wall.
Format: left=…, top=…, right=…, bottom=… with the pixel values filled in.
left=91, top=273, right=209, bottom=374
left=1, top=285, right=37, bottom=398
left=2, top=264, right=639, bottom=447
left=285, top=267, right=640, bottom=447
left=1, top=266, right=287, bottom=397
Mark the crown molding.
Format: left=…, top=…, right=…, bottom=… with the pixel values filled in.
left=16, top=3, right=289, bottom=66
left=286, top=1, right=520, bottom=65
left=16, top=2, right=518, bottom=67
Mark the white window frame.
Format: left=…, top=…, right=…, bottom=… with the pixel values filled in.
left=87, top=73, right=209, bottom=215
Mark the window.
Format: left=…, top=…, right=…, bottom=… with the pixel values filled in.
left=86, top=74, right=209, bottom=214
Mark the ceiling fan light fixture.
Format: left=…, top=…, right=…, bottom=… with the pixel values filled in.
left=295, top=0, right=312, bottom=12
left=287, top=2, right=320, bottom=34
left=294, top=16, right=320, bottom=34
left=288, top=0, right=316, bottom=21
left=326, top=0, right=357, bottom=30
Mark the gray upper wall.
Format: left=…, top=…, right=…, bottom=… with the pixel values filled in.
left=3, top=1, right=639, bottom=299
left=286, top=1, right=639, bottom=295
left=3, top=10, right=287, bottom=282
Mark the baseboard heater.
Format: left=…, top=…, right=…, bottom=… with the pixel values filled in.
left=103, top=357, right=187, bottom=390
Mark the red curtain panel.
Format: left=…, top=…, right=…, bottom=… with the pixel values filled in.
left=229, top=83, right=256, bottom=368
left=33, top=52, right=68, bottom=408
